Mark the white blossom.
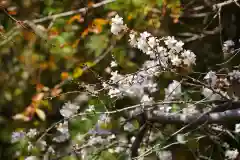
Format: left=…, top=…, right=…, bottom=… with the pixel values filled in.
left=53, top=121, right=70, bottom=142
left=37, top=140, right=47, bottom=151
left=131, top=136, right=136, bottom=143
left=225, top=149, right=238, bottom=160
left=47, top=146, right=55, bottom=154
left=171, top=55, right=182, bottom=66
left=174, top=40, right=184, bottom=53
left=25, top=156, right=39, bottom=160
left=157, top=150, right=172, bottom=160
left=60, top=102, right=80, bottom=118
left=165, top=80, right=182, bottom=100
left=223, top=142, right=230, bottom=149
left=129, top=31, right=138, bottom=47
left=176, top=134, right=186, bottom=144
left=27, top=129, right=38, bottom=138
left=98, top=114, right=111, bottom=124
left=124, top=122, right=135, bottom=132
left=182, top=105, right=199, bottom=115
left=137, top=32, right=151, bottom=53
left=235, top=123, right=240, bottom=133
left=105, top=67, right=112, bottom=73
left=88, top=136, right=105, bottom=145
left=202, top=87, right=221, bottom=100
left=148, top=36, right=158, bottom=49
left=115, top=146, right=124, bottom=153
left=27, top=142, right=34, bottom=152
left=110, top=61, right=118, bottom=67
left=111, top=14, right=124, bottom=35
left=85, top=105, right=95, bottom=112
left=181, top=50, right=196, bottom=66
left=224, top=40, right=235, bottom=48
left=164, top=36, right=177, bottom=49
left=153, top=105, right=172, bottom=115
left=108, top=148, right=114, bottom=153
left=229, top=70, right=240, bottom=82
left=204, top=71, right=217, bottom=87
left=81, top=149, right=88, bottom=160
left=107, top=134, right=116, bottom=141
left=140, top=94, right=154, bottom=104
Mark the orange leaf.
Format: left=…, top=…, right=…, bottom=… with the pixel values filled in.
left=25, top=105, right=36, bottom=115
left=32, top=92, right=44, bottom=102
left=40, top=62, right=48, bottom=70
left=72, top=39, right=80, bottom=48
left=22, top=30, right=35, bottom=41
left=93, top=18, right=108, bottom=25
left=36, top=84, right=44, bottom=92
left=51, top=88, right=62, bottom=97
left=48, top=28, right=59, bottom=38
left=60, top=43, right=69, bottom=48
left=7, top=6, right=18, bottom=15
left=67, top=14, right=84, bottom=24
left=127, top=15, right=133, bottom=20
left=88, top=1, right=94, bottom=7
left=81, top=28, right=89, bottom=38
left=61, top=72, right=69, bottom=80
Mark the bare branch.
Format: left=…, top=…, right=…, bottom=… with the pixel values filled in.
left=32, top=0, right=115, bottom=24
left=213, top=0, right=240, bottom=10
left=148, top=108, right=240, bottom=125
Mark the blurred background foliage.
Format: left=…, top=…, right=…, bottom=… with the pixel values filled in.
left=0, top=0, right=238, bottom=159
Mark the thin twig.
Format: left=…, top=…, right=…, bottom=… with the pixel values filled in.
left=32, top=0, right=115, bottom=24
left=213, top=0, right=240, bottom=10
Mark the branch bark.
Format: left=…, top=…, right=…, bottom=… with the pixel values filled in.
left=33, top=0, right=115, bottom=23
left=148, top=108, right=240, bottom=125
left=213, top=0, right=240, bottom=10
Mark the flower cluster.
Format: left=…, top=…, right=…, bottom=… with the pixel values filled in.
left=110, top=14, right=125, bottom=35
left=53, top=120, right=70, bottom=142
left=229, top=70, right=240, bottom=82
left=202, top=71, right=231, bottom=100
left=11, top=130, right=26, bottom=143
left=222, top=40, right=235, bottom=56
left=60, top=102, right=80, bottom=118
left=107, top=15, right=196, bottom=106
left=225, top=149, right=239, bottom=160
left=128, top=31, right=196, bottom=68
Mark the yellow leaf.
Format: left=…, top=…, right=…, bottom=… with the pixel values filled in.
left=36, top=108, right=46, bottom=121
left=73, top=67, right=83, bottom=78
left=82, top=62, right=95, bottom=68
left=67, top=14, right=83, bottom=24
left=93, top=18, right=108, bottom=25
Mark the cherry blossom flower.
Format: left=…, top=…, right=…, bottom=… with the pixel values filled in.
left=111, top=14, right=124, bottom=35
left=60, top=102, right=80, bottom=118
left=225, top=149, right=239, bottom=160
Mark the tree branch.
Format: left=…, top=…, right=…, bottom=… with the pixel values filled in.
left=213, top=0, right=240, bottom=10
left=33, top=0, right=115, bottom=24
left=148, top=108, right=240, bottom=125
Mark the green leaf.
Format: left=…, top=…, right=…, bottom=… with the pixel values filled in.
left=86, top=34, right=109, bottom=57
left=100, top=151, right=117, bottom=160
left=44, top=0, right=54, bottom=6
left=62, top=46, right=74, bottom=54
left=171, top=104, right=180, bottom=112
left=73, top=67, right=83, bottom=78
left=156, top=0, right=163, bottom=7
